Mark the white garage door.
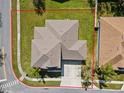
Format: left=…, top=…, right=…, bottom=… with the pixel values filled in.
left=64, top=63, right=81, bottom=77
left=61, top=60, right=82, bottom=87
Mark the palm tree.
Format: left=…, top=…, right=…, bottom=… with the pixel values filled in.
left=95, top=64, right=116, bottom=89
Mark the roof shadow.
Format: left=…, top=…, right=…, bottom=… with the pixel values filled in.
left=52, top=0, right=69, bottom=3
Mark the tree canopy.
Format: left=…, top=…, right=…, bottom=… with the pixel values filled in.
left=98, top=0, right=124, bottom=16
left=95, top=64, right=117, bottom=89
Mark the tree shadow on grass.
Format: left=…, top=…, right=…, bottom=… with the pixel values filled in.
left=38, top=69, right=47, bottom=84
left=52, top=0, right=69, bottom=3
left=33, top=0, right=45, bottom=15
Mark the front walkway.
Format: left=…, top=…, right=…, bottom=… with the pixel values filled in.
left=61, top=61, right=82, bottom=87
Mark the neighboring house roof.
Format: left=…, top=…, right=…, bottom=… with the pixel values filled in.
left=31, top=20, right=87, bottom=68
left=99, top=17, right=124, bottom=69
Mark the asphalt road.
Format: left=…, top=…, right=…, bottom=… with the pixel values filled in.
left=0, top=0, right=124, bottom=93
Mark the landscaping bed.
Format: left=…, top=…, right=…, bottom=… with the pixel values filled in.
left=46, top=0, right=93, bottom=9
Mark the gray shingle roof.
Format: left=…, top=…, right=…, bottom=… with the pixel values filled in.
left=31, top=20, right=87, bottom=68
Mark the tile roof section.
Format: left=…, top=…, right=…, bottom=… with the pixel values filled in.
left=100, top=17, right=124, bottom=69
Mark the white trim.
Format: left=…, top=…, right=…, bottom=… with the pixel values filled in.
left=0, top=79, right=7, bottom=82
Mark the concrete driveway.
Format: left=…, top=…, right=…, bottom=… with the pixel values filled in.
left=61, top=60, right=82, bottom=87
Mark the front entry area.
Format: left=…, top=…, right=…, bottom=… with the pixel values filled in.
left=60, top=60, right=82, bottom=87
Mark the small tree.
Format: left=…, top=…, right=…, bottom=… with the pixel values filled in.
left=83, top=75, right=91, bottom=91
left=95, top=64, right=117, bottom=89
left=33, top=0, right=45, bottom=15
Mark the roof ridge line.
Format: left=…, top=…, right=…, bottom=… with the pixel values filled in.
left=33, top=54, right=49, bottom=68
left=62, top=21, right=78, bottom=37
left=46, top=22, right=61, bottom=37
left=102, top=19, right=122, bottom=33
left=46, top=41, right=60, bottom=55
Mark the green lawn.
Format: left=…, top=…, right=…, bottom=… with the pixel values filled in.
left=94, top=71, right=124, bottom=81
left=46, top=0, right=93, bottom=9
left=20, top=12, right=45, bottom=78
left=12, top=0, right=22, bottom=79
left=112, top=74, right=124, bottom=81
left=23, top=79, right=60, bottom=86
left=20, top=0, right=94, bottom=10
left=12, top=0, right=17, bottom=10
left=95, top=83, right=122, bottom=90
left=20, top=0, right=34, bottom=10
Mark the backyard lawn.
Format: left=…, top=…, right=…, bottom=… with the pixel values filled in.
left=20, top=0, right=94, bottom=10
left=112, top=74, right=124, bottom=81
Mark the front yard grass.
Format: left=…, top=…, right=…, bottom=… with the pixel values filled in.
left=95, top=83, right=122, bottom=90
left=46, top=0, right=92, bottom=9
left=112, top=74, right=124, bottom=81
left=23, top=79, right=61, bottom=86
left=12, top=0, right=22, bottom=78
